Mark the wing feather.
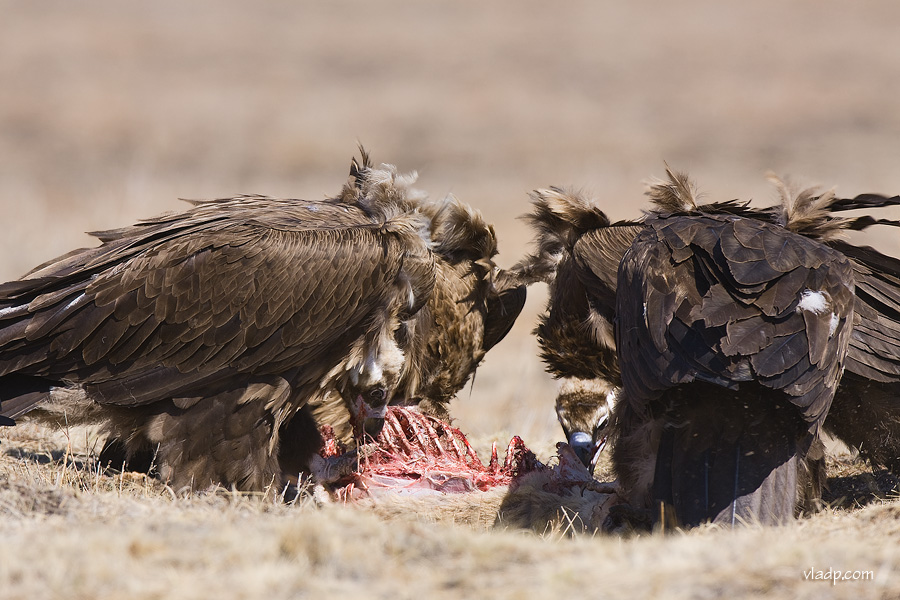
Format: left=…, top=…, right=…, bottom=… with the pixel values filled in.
left=617, top=213, right=854, bottom=427
left=0, top=198, right=432, bottom=409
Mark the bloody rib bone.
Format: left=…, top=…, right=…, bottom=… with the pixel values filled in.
left=319, top=406, right=542, bottom=499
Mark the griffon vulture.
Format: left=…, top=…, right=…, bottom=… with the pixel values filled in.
left=0, top=150, right=526, bottom=492
left=517, top=170, right=900, bottom=527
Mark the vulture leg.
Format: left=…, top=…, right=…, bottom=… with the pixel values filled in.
left=136, top=377, right=295, bottom=492
left=277, top=404, right=326, bottom=482
left=98, top=437, right=157, bottom=475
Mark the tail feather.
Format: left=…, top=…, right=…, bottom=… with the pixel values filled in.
left=651, top=384, right=814, bottom=527
left=828, top=193, right=900, bottom=213
left=0, top=374, right=56, bottom=420
left=835, top=192, right=900, bottom=232
left=768, top=176, right=900, bottom=240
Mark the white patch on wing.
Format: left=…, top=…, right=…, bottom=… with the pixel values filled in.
left=796, top=289, right=829, bottom=314
left=829, top=313, right=839, bottom=336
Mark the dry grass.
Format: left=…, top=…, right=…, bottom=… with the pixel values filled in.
left=2, top=426, right=899, bottom=600
left=3, top=1, right=900, bottom=598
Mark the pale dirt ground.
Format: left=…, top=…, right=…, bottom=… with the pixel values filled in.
left=2, top=1, right=900, bottom=598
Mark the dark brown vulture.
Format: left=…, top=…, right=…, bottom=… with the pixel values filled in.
left=518, top=169, right=900, bottom=527
left=0, top=150, right=526, bottom=493
left=514, top=189, right=641, bottom=468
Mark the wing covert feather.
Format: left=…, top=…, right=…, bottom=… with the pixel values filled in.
left=0, top=199, right=432, bottom=408
left=616, top=214, right=854, bottom=427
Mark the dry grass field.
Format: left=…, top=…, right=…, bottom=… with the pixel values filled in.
left=2, top=1, right=900, bottom=598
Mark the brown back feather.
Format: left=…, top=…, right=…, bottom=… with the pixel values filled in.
left=645, top=164, right=701, bottom=213
left=426, top=196, right=497, bottom=265
left=768, top=174, right=853, bottom=241
left=514, top=187, right=613, bottom=285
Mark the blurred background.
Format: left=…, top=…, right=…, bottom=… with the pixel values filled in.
left=2, top=0, right=899, bottom=444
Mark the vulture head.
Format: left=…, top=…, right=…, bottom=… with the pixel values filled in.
left=302, top=151, right=528, bottom=450
left=555, top=378, right=617, bottom=467
left=336, top=338, right=405, bottom=439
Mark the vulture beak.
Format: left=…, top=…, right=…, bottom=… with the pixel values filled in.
left=350, top=389, right=389, bottom=441
left=363, top=413, right=386, bottom=439
left=590, top=411, right=611, bottom=469
left=590, top=434, right=608, bottom=469
left=568, top=431, right=595, bottom=468
left=568, top=411, right=611, bottom=470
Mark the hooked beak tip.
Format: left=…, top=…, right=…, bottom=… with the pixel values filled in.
left=568, top=432, right=594, bottom=469
left=590, top=437, right=608, bottom=468
left=363, top=417, right=385, bottom=439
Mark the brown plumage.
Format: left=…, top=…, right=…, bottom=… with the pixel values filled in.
left=617, top=198, right=855, bottom=527
left=518, top=169, right=900, bottom=527
left=516, top=187, right=640, bottom=467
left=0, top=150, right=526, bottom=492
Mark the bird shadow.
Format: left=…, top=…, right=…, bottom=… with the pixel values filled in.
left=3, top=446, right=92, bottom=471
left=823, top=468, right=900, bottom=509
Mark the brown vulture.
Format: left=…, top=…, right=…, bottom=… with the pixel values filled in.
left=517, top=169, right=900, bottom=527
left=0, top=150, right=526, bottom=493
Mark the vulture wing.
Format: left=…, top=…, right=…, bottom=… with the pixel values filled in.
left=615, top=213, right=855, bottom=526
left=0, top=198, right=432, bottom=411
left=830, top=241, right=900, bottom=382
left=821, top=239, right=900, bottom=473
left=617, top=214, right=855, bottom=424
